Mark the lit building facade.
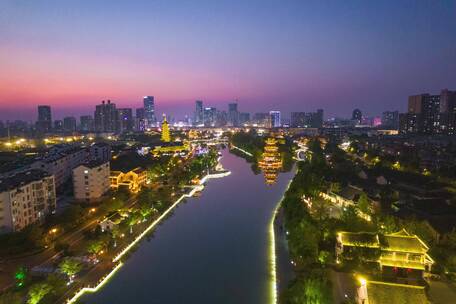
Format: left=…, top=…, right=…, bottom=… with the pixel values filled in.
left=73, top=161, right=110, bottom=203
left=110, top=167, right=147, bottom=193
left=143, top=96, right=156, bottom=128
left=194, top=100, right=203, bottom=126
left=336, top=229, right=434, bottom=282
left=269, top=111, right=281, bottom=128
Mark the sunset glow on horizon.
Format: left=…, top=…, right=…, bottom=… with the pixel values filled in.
left=1, top=0, right=455, bottom=120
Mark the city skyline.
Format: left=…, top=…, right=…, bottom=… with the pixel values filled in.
left=1, top=1, right=455, bottom=120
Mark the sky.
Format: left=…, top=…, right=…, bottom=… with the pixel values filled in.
left=0, top=0, right=455, bottom=121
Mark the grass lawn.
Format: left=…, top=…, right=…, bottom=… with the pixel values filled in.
left=367, top=281, right=428, bottom=304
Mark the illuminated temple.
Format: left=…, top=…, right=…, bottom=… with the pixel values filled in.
left=258, top=138, right=283, bottom=185
left=152, top=115, right=189, bottom=156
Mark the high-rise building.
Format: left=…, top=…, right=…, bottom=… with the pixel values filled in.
left=37, top=105, right=52, bottom=133
left=143, top=96, right=156, bottom=127
left=94, top=100, right=119, bottom=133
left=382, top=111, right=399, bottom=129
left=269, top=111, right=281, bottom=128
left=239, top=112, right=250, bottom=125
left=215, top=110, right=227, bottom=127
left=63, top=116, right=77, bottom=132
left=194, top=100, right=203, bottom=126
left=291, top=112, right=307, bottom=128
left=80, top=115, right=94, bottom=132
left=118, top=108, right=133, bottom=133
left=422, top=95, right=441, bottom=134
left=401, top=92, right=446, bottom=134
left=440, top=89, right=456, bottom=135
left=311, top=109, right=324, bottom=128
left=228, top=103, right=239, bottom=126
left=352, top=109, right=362, bottom=124
left=135, top=108, right=146, bottom=131
left=204, top=107, right=217, bottom=127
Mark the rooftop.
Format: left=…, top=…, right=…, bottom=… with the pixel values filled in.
left=0, top=169, right=51, bottom=192
left=339, top=229, right=429, bottom=254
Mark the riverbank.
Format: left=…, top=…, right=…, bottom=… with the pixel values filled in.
left=75, top=149, right=294, bottom=304
left=65, top=169, right=231, bottom=303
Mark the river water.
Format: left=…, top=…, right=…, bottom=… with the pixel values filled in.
left=83, top=149, right=294, bottom=304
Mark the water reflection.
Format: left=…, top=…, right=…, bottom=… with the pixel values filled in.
left=258, top=138, right=283, bottom=185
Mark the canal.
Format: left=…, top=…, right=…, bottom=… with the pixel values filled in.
left=83, top=149, right=294, bottom=304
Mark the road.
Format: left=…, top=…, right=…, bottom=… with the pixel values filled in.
left=0, top=196, right=137, bottom=292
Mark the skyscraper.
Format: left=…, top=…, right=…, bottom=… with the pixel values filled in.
left=118, top=108, right=134, bottom=133
left=37, top=105, right=52, bottom=133
left=63, top=116, right=77, bottom=132
left=239, top=112, right=250, bottom=125
left=94, top=100, right=119, bottom=133
left=143, top=96, right=156, bottom=128
left=440, top=89, right=456, bottom=135
left=291, top=112, right=307, bottom=127
left=194, top=100, right=203, bottom=126
left=269, top=111, right=281, bottom=128
left=228, top=103, right=239, bottom=126
left=135, top=108, right=146, bottom=131
left=80, top=115, right=94, bottom=132
left=203, top=107, right=217, bottom=127
left=312, top=109, right=324, bottom=128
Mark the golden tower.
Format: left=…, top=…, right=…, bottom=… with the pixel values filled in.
left=161, top=115, right=171, bottom=142
left=258, top=138, right=283, bottom=185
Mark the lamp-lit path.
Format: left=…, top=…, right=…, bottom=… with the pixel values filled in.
left=82, top=149, right=294, bottom=304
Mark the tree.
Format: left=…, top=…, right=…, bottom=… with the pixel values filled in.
left=304, top=276, right=333, bottom=304
left=127, top=211, right=141, bottom=234
left=357, top=192, right=371, bottom=215
left=59, top=257, right=83, bottom=278
left=58, top=205, right=85, bottom=229
left=379, top=215, right=399, bottom=234
left=24, top=225, right=45, bottom=248
left=27, top=282, right=52, bottom=304
left=0, top=292, right=21, bottom=304
left=111, top=226, right=121, bottom=248
left=14, top=266, right=27, bottom=287
left=87, top=239, right=105, bottom=255
left=330, top=182, right=341, bottom=194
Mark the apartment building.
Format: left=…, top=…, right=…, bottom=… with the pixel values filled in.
left=0, top=170, right=56, bottom=233
left=73, top=161, right=110, bottom=203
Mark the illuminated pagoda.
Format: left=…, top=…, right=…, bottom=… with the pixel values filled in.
left=161, top=114, right=171, bottom=142
left=258, top=138, right=282, bottom=185
left=152, top=114, right=189, bottom=157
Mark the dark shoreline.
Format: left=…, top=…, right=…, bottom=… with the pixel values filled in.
left=274, top=207, right=295, bottom=298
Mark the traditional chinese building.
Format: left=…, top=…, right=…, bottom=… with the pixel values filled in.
left=258, top=138, right=282, bottom=185
left=152, top=114, right=189, bottom=157
left=336, top=229, right=434, bottom=284
left=161, top=114, right=171, bottom=142
left=110, top=167, right=147, bottom=193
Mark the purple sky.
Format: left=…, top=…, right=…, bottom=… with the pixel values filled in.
left=0, top=0, right=455, bottom=121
